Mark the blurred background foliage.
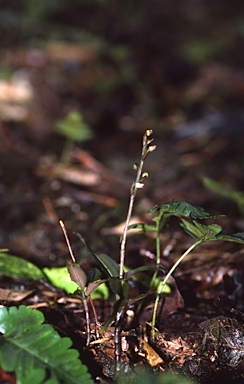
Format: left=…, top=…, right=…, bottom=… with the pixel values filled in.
left=0, top=0, right=244, bottom=141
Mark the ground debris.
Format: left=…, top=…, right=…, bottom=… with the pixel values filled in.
left=199, top=315, right=244, bottom=368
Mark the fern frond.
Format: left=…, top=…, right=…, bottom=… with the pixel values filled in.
left=0, top=305, right=94, bottom=384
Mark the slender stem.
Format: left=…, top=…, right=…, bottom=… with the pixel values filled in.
left=119, top=133, right=151, bottom=279
left=155, top=230, right=161, bottom=266
left=116, top=131, right=154, bottom=373
left=59, top=220, right=91, bottom=345
left=83, top=297, right=91, bottom=346
left=150, top=238, right=160, bottom=288
left=59, top=220, right=76, bottom=263
left=151, top=213, right=163, bottom=287
left=151, top=239, right=202, bottom=340
left=160, top=240, right=202, bottom=294
left=114, top=311, right=122, bottom=372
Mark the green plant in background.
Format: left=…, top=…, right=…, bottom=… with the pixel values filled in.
left=0, top=305, right=94, bottom=384
left=56, top=110, right=94, bottom=167
left=181, top=38, right=227, bottom=64
left=203, top=176, right=244, bottom=215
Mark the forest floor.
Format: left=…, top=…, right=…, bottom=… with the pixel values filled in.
left=1, top=3, right=244, bottom=383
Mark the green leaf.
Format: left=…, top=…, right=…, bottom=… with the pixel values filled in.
left=108, top=276, right=123, bottom=296
left=0, top=305, right=94, bottom=384
left=43, top=267, right=110, bottom=299
left=124, top=265, right=152, bottom=280
left=182, top=38, right=225, bottom=64
left=56, top=111, right=93, bottom=142
left=43, top=267, right=79, bottom=294
left=215, top=231, right=244, bottom=244
left=124, top=266, right=171, bottom=293
left=92, top=253, right=120, bottom=278
left=0, top=253, right=45, bottom=281
left=86, top=268, right=102, bottom=283
left=180, top=219, right=222, bottom=241
left=203, top=176, right=244, bottom=201
left=75, top=233, right=120, bottom=277
left=148, top=200, right=216, bottom=219
left=203, top=176, right=244, bottom=214
left=181, top=219, right=244, bottom=245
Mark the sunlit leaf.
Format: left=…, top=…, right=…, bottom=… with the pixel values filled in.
left=43, top=267, right=79, bottom=294
left=0, top=253, right=45, bottom=281
left=43, top=266, right=109, bottom=299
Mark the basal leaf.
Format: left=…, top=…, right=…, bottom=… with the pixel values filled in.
left=0, top=305, right=94, bottom=384
left=85, top=281, right=109, bottom=299
left=148, top=201, right=214, bottom=219
left=67, top=262, right=87, bottom=291
left=0, top=253, right=45, bottom=281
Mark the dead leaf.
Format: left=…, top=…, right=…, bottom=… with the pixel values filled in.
left=139, top=339, right=164, bottom=367
left=0, top=287, right=33, bottom=302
